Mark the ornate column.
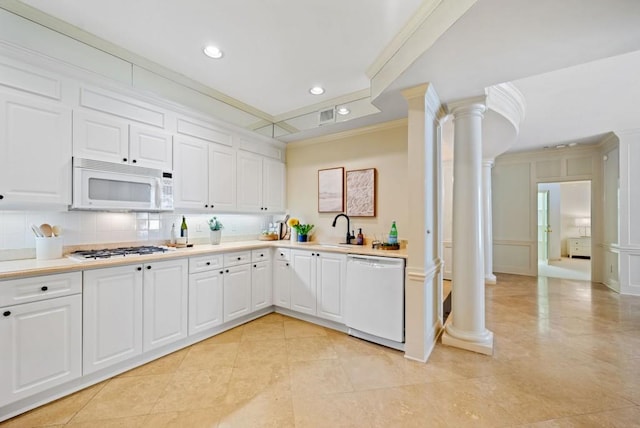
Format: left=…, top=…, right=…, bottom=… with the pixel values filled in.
left=441, top=97, right=494, bottom=355
left=483, top=160, right=497, bottom=284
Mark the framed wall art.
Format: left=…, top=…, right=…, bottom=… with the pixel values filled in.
left=346, top=168, right=376, bottom=217
left=317, top=167, right=344, bottom=212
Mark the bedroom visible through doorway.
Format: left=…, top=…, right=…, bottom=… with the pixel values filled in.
left=537, top=181, right=591, bottom=281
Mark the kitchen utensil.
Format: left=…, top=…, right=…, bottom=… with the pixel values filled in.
left=39, top=223, right=53, bottom=237
left=52, top=225, right=62, bottom=237
left=30, top=224, right=44, bottom=237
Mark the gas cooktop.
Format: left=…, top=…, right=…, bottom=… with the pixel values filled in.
left=68, top=246, right=172, bottom=261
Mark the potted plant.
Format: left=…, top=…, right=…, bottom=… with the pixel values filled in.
left=288, top=218, right=314, bottom=242
left=208, top=217, right=223, bottom=245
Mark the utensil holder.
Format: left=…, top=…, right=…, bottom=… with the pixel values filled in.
left=35, top=236, right=63, bottom=260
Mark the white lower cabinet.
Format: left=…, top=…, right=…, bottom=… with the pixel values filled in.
left=316, top=252, right=347, bottom=323
left=142, top=259, right=188, bottom=352
left=291, top=250, right=317, bottom=315
left=83, top=259, right=187, bottom=374
left=83, top=265, right=143, bottom=375
left=188, top=254, right=224, bottom=336
left=290, top=250, right=346, bottom=321
left=0, top=293, right=81, bottom=406
left=273, top=259, right=292, bottom=309
left=223, top=263, right=252, bottom=322
left=251, top=260, right=272, bottom=311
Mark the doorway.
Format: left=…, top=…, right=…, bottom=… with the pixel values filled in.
left=536, top=181, right=592, bottom=281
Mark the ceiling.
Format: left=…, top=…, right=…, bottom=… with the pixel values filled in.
left=9, top=0, right=640, bottom=152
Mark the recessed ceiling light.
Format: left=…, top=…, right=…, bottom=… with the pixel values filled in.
left=309, top=86, right=325, bottom=95
left=336, top=106, right=350, bottom=115
left=203, top=45, right=223, bottom=59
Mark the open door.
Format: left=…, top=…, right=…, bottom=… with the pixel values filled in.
left=537, top=190, right=550, bottom=264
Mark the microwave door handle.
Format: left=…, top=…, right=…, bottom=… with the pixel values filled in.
left=155, top=178, right=162, bottom=209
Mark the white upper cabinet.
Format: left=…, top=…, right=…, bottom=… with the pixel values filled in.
left=174, top=135, right=237, bottom=211
left=73, top=110, right=172, bottom=171
left=237, top=150, right=286, bottom=212
left=237, top=150, right=263, bottom=211
left=0, top=90, right=72, bottom=207
left=263, top=158, right=286, bottom=211
left=173, top=136, right=209, bottom=209
left=208, top=142, right=236, bottom=211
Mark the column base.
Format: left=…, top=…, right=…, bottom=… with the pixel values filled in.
left=485, top=273, right=497, bottom=284
left=442, top=323, right=494, bottom=356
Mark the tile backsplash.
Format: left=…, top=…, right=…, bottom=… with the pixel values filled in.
left=0, top=210, right=279, bottom=259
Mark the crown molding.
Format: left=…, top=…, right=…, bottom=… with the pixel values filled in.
left=287, top=118, right=407, bottom=148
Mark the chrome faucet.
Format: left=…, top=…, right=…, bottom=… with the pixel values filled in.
left=332, top=213, right=354, bottom=244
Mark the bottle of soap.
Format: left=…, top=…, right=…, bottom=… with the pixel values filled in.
left=388, top=221, right=398, bottom=244
left=356, top=228, right=364, bottom=245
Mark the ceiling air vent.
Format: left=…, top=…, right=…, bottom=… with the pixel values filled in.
left=318, top=107, right=335, bottom=126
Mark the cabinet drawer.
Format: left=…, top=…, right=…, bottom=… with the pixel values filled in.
left=569, top=239, right=582, bottom=247
left=251, top=248, right=271, bottom=262
left=224, top=251, right=251, bottom=267
left=189, top=254, right=224, bottom=274
left=0, top=272, right=82, bottom=307
left=275, top=248, right=290, bottom=261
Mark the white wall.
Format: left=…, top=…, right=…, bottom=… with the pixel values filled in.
left=492, top=146, right=599, bottom=277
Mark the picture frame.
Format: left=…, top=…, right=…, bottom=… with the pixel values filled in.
left=346, top=168, right=376, bottom=217
left=317, top=167, right=344, bottom=212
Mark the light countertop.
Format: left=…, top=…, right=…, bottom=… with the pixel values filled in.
left=0, top=240, right=407, bottom=280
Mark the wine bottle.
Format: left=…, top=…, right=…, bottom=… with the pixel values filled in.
left=388, top=221, right=398, bottom=244
left=180, top=216, right=188, bottom=242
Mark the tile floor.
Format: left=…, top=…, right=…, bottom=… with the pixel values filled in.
left=2, top=273, right=640, bottom=427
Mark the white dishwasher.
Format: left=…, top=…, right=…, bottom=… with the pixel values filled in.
left=345, top=255, right=405, bottom=350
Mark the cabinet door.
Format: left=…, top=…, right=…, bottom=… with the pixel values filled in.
left=83, top=265, right=143, bottom=375
left=188, top=270, right=224, bottom=335
left=143, top=259, right=188, bottom=352
left=263, top=158, right=285, bottom=212
left=129, top=125, right=173, bottom=171
left=291, top=250, right=316, bottom=315
left=0, top=294, right=81, bottom=406
left=236, top=151, right=263, bottom=211
left=173, top=136, right=209, bottom=209
left=223, top=264, right=251, bottom=322
left=273, top=259, right=291, bottom=309
left=72, top=110, right=128, bottom=164
left=251, top=260, right=272, bottom=311
left=0, top=92, right=71, bottom=206
left=316, top=252, right=346, bottom=323
left=208, top=143, right=236, bottom=211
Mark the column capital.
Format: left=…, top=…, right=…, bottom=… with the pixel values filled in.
left=447, top=96, right=486, bottom=118
left=482, top=159, right=495, bottom=168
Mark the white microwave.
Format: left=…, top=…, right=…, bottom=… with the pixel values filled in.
left=71, top=158, right=173, bottom=212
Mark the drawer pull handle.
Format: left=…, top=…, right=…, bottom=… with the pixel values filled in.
left=41, top=286, right=48, bottom=291
left=280, top=253, right=283, bottom=256
left=147, top=265, right=152, bottom=270
left=237, top=257, right=241, bottom=260
left=254, top=264, right=257, bottom=268
left=206, top=262, right=211, bottom=266
left=3, top=311, right=10, bottom=317
left=219, top=270, right=224, bottom=274
left=137, top=267, right=142, bottom=271
left=286, top=263, right=289, bottom=266
left=122, top=157, right=127, bottom=162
